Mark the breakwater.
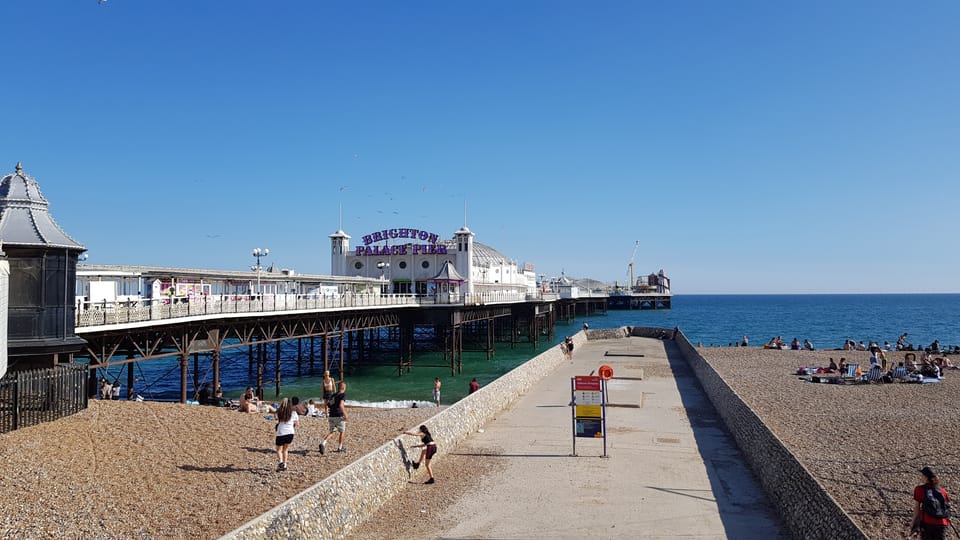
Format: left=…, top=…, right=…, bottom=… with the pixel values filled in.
left=220, top=333, right=587, bottom=539
left=223, top=327, right=872, bottom=539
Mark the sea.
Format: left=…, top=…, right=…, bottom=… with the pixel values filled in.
left=96, top=294, right=960, bottom=407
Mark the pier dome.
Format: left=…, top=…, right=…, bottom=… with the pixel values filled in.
left=0, top=163, right=85, bottom=249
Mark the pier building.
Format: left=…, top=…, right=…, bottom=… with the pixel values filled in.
left=330, top=225, right=536, bottom=302
left=0, top=163, right=86, bottom=370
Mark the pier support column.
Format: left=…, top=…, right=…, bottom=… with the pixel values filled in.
left=275, top=341, right=282, bottom=397
left=297, top=338, right=303, bottom=376
left=179, top=352, right=189, bottom=404
left=127, top=353, right=135, bottom=400
left=212, top=349, right=220, bottom=398
left=322, top=336, right=329, bottom=373
left=256, top=341, right=265, bottom=400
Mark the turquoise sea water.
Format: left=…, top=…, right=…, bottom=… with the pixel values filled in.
left=98, top=294, right=960, bottom=406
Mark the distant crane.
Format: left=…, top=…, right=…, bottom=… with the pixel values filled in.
left=627, top=240, right=640, bottom=290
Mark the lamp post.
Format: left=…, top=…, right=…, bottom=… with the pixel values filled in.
left=376, top=261, right=390, bottom=294
left=251, top=247, right=269, bottom=295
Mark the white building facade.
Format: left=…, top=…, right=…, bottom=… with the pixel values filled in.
left=329, top=225, right=536, bottom=302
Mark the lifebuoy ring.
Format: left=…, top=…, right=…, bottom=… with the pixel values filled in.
left=598, top=365, right=614, bottom=380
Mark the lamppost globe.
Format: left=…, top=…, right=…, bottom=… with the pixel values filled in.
left=251, top=247, right=269, bottom=295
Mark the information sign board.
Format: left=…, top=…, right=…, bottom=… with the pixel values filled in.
left=574, top=376, right=601, bottom=391
left=575, top=404, right=602, bottom=418
left=574, top=390, right=603, bottom=405
left=576, top=418, right=604, bottom=438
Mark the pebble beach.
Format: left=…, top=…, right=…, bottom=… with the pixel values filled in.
left=698, top=347, right=960, bottom=539
left=2, top=345, right=957, bottom=539
left=0, top=401, right=436, bottom=539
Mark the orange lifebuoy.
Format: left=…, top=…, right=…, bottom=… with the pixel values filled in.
left=598, top=365, right=614, bottom=380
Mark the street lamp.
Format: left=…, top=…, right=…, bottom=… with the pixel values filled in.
left=251, top=247, right=269, bottom=295
left=376, top=261, right=390, bottom=293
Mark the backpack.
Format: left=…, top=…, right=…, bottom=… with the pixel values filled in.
left=922, top=487, right=951, bottom=519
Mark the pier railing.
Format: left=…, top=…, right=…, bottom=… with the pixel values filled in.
left=75, top=293, right=419, bottom=328
left=75, top=291, right=538, bottom=328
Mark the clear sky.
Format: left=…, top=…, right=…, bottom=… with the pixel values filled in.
left=2, top=1, right=957, bottom=293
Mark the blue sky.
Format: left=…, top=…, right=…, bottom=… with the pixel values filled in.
left=2, top=1, right=957, bottom=293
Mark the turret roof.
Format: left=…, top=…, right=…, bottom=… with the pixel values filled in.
left=0, top=163, right=84, bottom=250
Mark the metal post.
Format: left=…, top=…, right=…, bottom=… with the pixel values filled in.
left=179, top=352, right=188, bottom=404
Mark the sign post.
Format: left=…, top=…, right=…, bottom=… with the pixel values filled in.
left=571, top=375, right=607, bottom=457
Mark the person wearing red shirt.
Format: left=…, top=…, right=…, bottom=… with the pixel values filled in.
left=910, top=466, right=951, bottom=539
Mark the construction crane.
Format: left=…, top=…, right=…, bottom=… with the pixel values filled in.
left=627, top=241, right=640, bottom=291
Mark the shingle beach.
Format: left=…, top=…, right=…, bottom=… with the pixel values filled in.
left=1, top=345, right=956, bottom=539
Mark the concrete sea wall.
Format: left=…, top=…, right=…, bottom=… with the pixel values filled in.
left=221, top=332, right=587, bottom=540
left=664, top=327, right=867, bottom=540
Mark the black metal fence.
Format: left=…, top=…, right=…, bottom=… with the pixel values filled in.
left=0, top=364, right=89, bottom=433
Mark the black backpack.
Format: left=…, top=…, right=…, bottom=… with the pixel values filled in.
left=922, top=487, right=952, bottom=519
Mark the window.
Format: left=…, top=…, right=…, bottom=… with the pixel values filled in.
left=354, top=261, right=363, bottom=270
left=398, top=261, right=407, bottom=269
left=421, top=261, right=430, bottom=269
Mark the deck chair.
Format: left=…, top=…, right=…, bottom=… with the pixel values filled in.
left=866, top=366, right=884, bottom=383
left=845, top=363, right=859, bottom=378
left=891, top=366, right=908, bottom=381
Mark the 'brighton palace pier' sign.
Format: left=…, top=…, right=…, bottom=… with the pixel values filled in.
left=356, top=228, right=449, bottom=256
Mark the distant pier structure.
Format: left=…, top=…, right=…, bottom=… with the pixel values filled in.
left=607, top=269, right=671, bottom=310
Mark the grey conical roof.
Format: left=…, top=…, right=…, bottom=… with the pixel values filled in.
left=429, top=260, right=465, bottom=282
left=0, top=163, right=85, bottom=249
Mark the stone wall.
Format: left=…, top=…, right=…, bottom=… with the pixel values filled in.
left=221, top=332, right=586, bottom=540
left=671, top=328, right=866, bottom=540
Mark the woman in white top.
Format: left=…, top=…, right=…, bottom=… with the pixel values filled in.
left=274, top=398, right=299, bottom=471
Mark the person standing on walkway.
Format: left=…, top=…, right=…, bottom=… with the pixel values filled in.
left=403, top=425, right=437, bottom=484
left=274, top=398, right=299, bottom=471
left=433, top=378, right=442, bottom=407
left=320, top=381, right=348, bottom=454
left=909, top=466, right=952, bottom=539
left=322, top=370, right=336, bottom=416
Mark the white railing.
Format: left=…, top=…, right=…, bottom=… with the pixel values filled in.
left=74, top=291, right=548, bottom=328
left=75, top=293, right=419, bottom=328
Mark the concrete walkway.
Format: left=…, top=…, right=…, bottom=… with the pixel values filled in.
left=421, top=336, right=784, bottom=539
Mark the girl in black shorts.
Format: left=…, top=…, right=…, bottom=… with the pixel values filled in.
left=274, top=398, right=299, bottom=471
left=403, top=425, right=437, bottom=484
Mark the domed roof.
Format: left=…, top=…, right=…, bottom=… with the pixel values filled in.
left=437, top=238, right=513, bottom=267
left=0, top=163, right=84, bottom=249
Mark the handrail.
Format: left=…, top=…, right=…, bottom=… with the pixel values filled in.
left=74, top=291, right=546, bottom=328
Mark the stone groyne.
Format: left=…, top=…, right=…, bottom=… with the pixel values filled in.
left=665, top=327, right=866, bottom=540
left=220, top=332, right=587, bottom=540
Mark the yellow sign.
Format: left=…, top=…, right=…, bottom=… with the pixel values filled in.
left=576, top=405, right=602, bottom=418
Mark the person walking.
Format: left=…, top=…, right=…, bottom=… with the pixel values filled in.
left=403, top=425, right=437, bottom=484
left=909, top=466, right=952, bottom=539
left=433, top=377, right=442, bottom=407
left=320, top=381, right=348, bottom=454
left=274, top=398, right=299, bottom=471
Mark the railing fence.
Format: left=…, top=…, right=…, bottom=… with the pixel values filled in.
left=0, top=364, right=89, bottom=433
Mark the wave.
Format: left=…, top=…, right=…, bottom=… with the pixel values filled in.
left=345, top=399, right=436, bottom=409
